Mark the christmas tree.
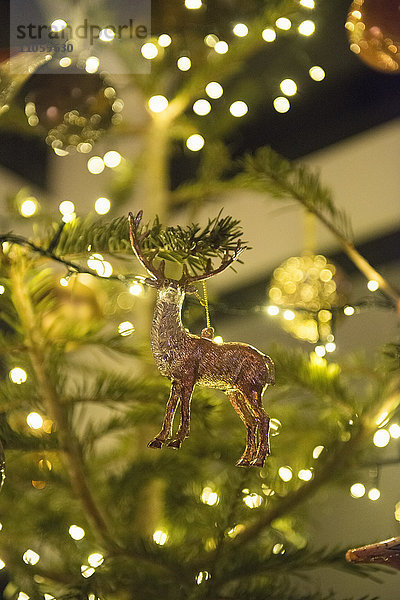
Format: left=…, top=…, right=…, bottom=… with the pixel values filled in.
left=0, top=1, right=399, bottom=599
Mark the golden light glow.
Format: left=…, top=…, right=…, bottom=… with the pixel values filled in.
left=243, top=493, right=263, bottom=508
left=196, top=571, right=211, bottom=584
left=213, top=335, right=223, bottom=344
left=325, top=342, right=336, bottom=353
left=278, top=466, right=293, bottom=482
left=85, top=56, right=100, bottom=73
left=272, top=543, right=284, bottom=554
left=344, top=305, right=355, bottom=316
left=201, top=486, right=219, bottom=505
left=118, top=321, right=135, bottom=336
left=104, top=150, right=122, bottom=168
left=300, top=0, right=315, bottom=7
left=186, top=134, right=205, bottom=151
left=59, top=200, right=75, bottom=216
left=17, top=593, right=30, bottom=600
left=193, top=99, right=211, bottom=115
left=0, top=559, right=4, bottom=570
left=368, top=488, right=380, bottom=501
left=88, top=553, right=104, bottom=567
left=69, top=525, right=85, bottom=540
left=314, top=345, right=326, bottom=357
left=214, top=41, right=228, bottom=54
left=298, top=20, right=315, bottom=36
left=280, top=78, right=297, bottom=96
left=158, top=34, right=172, bottom=47
left=9, top=367, right=27, bottom=384
left=20, top=198, right=38, bottom=217
left=367, top=279, right=379, bottom=291
left=0, top=285, right=4, bottom=295
left=233, top=23, right=248, bottom=37
left=205, top=81, right=223, bottom=98
left=22, top=549, right=40, bottom=565
left=51, top=19, right=67, bottom=32
left=177, top=56, right=191, bottom=71
left=87, top=156, right=105, bottom=174
left=229, top=101, right=248, bottom=117
left=81, top=565, right=95, bottom=578
left=148, top=95, right=169, bottom=112
left=99, top=28, right=115, bottom=42
left=262, top=28, right=276, bottom=42
left=141, top=42, right=158, bottom=59
left=95, top=197, right=111, bottom=215
left=283, top=310, right=295, bottom=321
left=185, top=0, right=202, bottom=8
left=267, top=305, right=279, bottom=316
left=204, top=34, right=219, bottom=47
left=309, top=65, right=325, bottom=81
left=389, top=424, right=400, bottom=439
left=373, top=429, right=390, bottom=448
left=276, top=17, right=291, bottom=30
left=350, top=483, right=365, bottom=498
left=298, top=469, right=313, bottom=481
left=129, top=281, right=144, bottom=296
left=59, top=57, right=72, bottom=68
left=273, top=96, right=290, bottom=113
left=313, top=445, right=324, bottom=459
left=27, top=412, right=43, bottom=430
left=153, top=530, right=168, bottom=545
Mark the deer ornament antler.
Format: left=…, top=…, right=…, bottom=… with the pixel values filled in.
left=128, top=211, right=275, bottom=467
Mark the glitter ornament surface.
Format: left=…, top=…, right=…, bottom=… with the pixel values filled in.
left=129, top=211, right=275, bottom=467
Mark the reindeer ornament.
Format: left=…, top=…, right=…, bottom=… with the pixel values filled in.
left=128, top=211, right=275, bottom=467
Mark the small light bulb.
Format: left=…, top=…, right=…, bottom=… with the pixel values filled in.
left=298, top=469, right=313, bottom=481
left=0, top=559, right=5, bottom=570
left=262, top=28, right=276, bottom=42
left=309, top=66, right=325, bottom=81
left=276, top=17, right=292, bottom=30
left=0, top=285, right=5, bottom=295
left=314, top=345, right=326, bottom=357
left=344, top=305, right=355, bottom=316
left=267, top=305, right=279, bottom=316
left=373, top=429, right=390, bottom=447
left=229, top=101, right=248, bottom=117
left=201, top=487, right=219, bottom=505
left=389, top=424, right=400, bottom=439
left=273, top=96, right=290, bottom=113
left=367, top=279, right=379, bottom=292
left=27, top=412, right=43, bottom=429
left=300, top=0, right=315, bottom=8
left=81, top=565, right=95, bottom=578
left=283, top=309, right=295, bottom=321
left=88, top=553, right=104, bottom=567
left=350, top=483, right=365, bottom=498
left=59, top=200, right=75, bottom=215
left=69, top=525, right=85, bottom=540
left=51, top=19, right=67, bottom=32
left=103, top=151, right=122, bottom=168
left=243, top=493, right=263, bottom=508
left=298, top=20, right=315, bottom=36
left=129, top=281, right=143, bottom=296
left=158, top=34, right=172, bottom=47
left=214, top=41, right=228, bottom=54
left=153, top=530, right=168, bottom=545
left=22, top=549, right=40, bottom=565
left=9, top=367, right=27, bottom=384
left=193, top=99, right=211, bottom=115
left=313, top=445, right=324, bottom=459
left=99, top=28, right=115, bottom=42
left=278, top=466, right=293, bottom=481
left=204, top=34, right=218, bottom=47
left=59, top=57, right=71, bottom=68
left=368, top=488, right=381, bottom=501
left=280, top=78, right=297, bottom=96
left=325, top=342, right=336, bottom=353
left=185, top=0, right=202, bottom=8
left=148, top=95, right=169, bottom=113
left=85, top=56, right=99, bottom=73
left=177, top=56, right=191, bottom=71
left=87, top=156, right=105, bottom=174
left=60, top=277, right=69, bottom=287
left=205, top=81, right=223, bottom=98
left=141, top=42, right=158, bottom=59
left=186, top=134, right=204, bottom=151
left=213, top=336, right=223, bottom=344
left=233, top=23, right=248, bottom=37
left=95, top=197, right=111, bottom=215
left=118, top=321, right=135, bottom=336
left=20, top=198, right=38, bottom=217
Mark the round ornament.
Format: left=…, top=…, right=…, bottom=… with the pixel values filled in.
left=268, top=254, right=346, bottom=343
left=23, top=73, right=123, bottom=155
left=346, top=0, right=400, bottom=73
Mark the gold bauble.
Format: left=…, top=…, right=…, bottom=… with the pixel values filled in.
left=268, top=255, right=345, bottom=343
left=346, top=0, right=400, bottom=73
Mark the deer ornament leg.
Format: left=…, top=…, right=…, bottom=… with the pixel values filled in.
left=147, top=380, right=180, bottom=448
left=242, top=387, right=271, bottom=468
left=167, top=379, right=195, bottom=449
left=227, top=391, right=257, bottom=467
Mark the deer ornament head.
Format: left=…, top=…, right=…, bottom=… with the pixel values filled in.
left=128, top=211, right=275, bottom=467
